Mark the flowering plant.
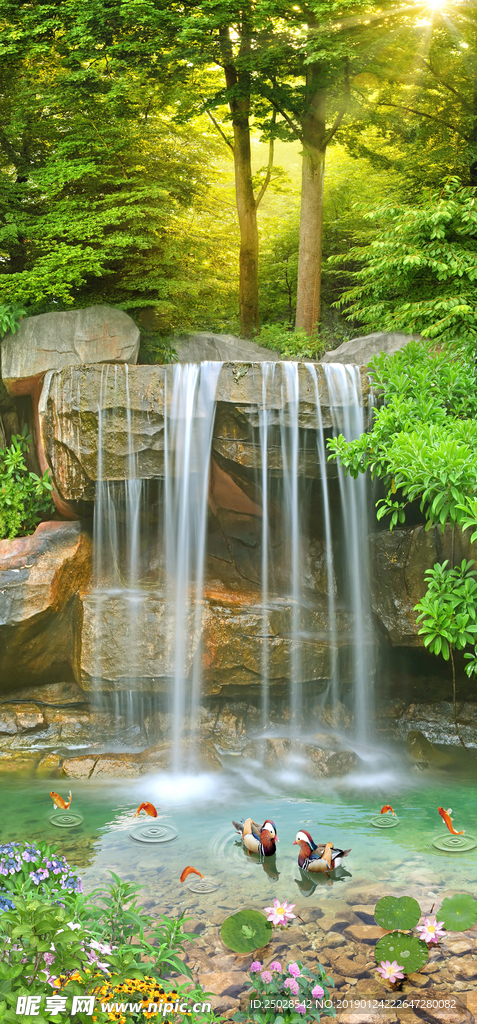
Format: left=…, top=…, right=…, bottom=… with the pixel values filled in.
left=233, top=958, right=335, bottom=1023
left=416, top=916, right=446, bottom=945
left=0, top=840, right=82, bottom=908
left=376, top=960, right=404, bottom=984
left=263, top=899, right=296, bottom=927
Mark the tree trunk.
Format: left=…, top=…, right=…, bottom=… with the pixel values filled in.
left=295, top=82, right=327, bottom=335
left=232, top=111, right=259, bottom=337
left=220, top=23, right=259, bottom=338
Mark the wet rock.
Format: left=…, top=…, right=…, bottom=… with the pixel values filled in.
left=444, top=939, right=475, bottom=955
left=406, top=730, right=452, bottom=765
left=338, top=1013, right=399, bottom=1024
left=91, top=755, right=143, bottom=778
left=410, top=988, right=474, bottom=1022
left=330, top=954, right=369, bottom=978
left=0, top=713, right=17, bottom=734
left=353, top=905, right=377, bottom=925
left=448, top=958, right=477, bottom=980
left=62, top=756, right=98, bottom=779
left=39, top=362, right=372, bottom=506
left=174, top=331, right=281, bottom=363
left=371, top=524, right=477, bottom=648
left=15, top=708, right=45, bottom=731
left=2, top=305, right=140, bottom=396
left=240, top=735, right=358, bottom=777
left=303, top=743, right=358, bottom=778
left=401, top=705, right=477, bottom=749
left=37, top=752, right=62, bottom=772
left=0, top=521, right=91, bottom=688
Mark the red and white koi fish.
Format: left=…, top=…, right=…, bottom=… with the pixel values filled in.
left=134, top=801, right=158, bottom=818
left=180, top=866, right=204, bottom=883
left=438, top=807, right=464, bottom=835
left=50, top=790, right=72, bottom=810
left=380, top=805, right=396, bottom=816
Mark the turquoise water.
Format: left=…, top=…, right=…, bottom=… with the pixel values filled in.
left=2, top=745, right=477, bottom=920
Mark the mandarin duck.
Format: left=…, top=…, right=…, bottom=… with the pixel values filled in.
left=232, top=817, right=278, bottom=857
left=293, top=829, right=351, bottom=873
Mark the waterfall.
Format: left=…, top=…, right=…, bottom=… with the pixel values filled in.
left=163, top=362, right=222, bottom=769
left=258, top=363, right=273, bottom=728
left=279, top=363, right=303, bottom=730
left=323, top=363, right=374, bottom=743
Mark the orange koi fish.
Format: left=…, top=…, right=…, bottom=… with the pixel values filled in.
left=134, top=801, right=158, bottom=818
left=50, top=790, right=72, bottom=810
left=180, top=866, right=204, bottom=883
left=380, top=805, right=396, bottom=816
left=438, top=807, right=464, bottom=835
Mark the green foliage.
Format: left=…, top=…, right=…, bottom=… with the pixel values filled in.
left=254, top=323, right=324, bottom=360
left=415, top=560, right=477, bottom=663
left=438, top=894, right=477, bottom=932
left=0, top=429, right=54, bottom=539
left=374, top=896, right=421, bottom=932
left=0, top=849, right=219, bottom=1024
left=375, top=932, right=428, bottom=974
left=232, top=959, right=335, bottom=1024
left=333, top=179, right=477, bottom=346
left=327, top=340, right=477, bottom=532
left=0, top=306, right=25, bottom=339
left=220, top=910, right=272, bottom=954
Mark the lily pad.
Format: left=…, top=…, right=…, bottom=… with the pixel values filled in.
left=438, top=894, right=477, bottom=932
left=375, top=932, right=428, bottom=974
left=374, top=896, right=421, bottom=931
left=221, top=910, right=272, bottom=954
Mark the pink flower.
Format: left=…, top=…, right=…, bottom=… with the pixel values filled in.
left=263, top=898, right=296, bottom=926
left=250, top=961, right=262, bottom=972
left=261, top=971, right=272, bottom=983
left=284, top=978, right=299, bottom=996
left=288, top=962, right=301, bottom=977
left=416, top=916, right=446, bottom=944
left=376, top=960, right=405, bottom=983
left=312, top=984, right=325, bottom=999
left=296, top=1005, right=306, bottom=1015
left=269, top=961, right=282, bottom=972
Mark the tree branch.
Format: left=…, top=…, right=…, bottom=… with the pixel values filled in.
left=418, top=55, right=472, bottom=111
left=324, top=58, right=350, bottom=146
left=377, top=101, right=468, bottom=138
left=205, top=108, right=234, bottom=152
left=255, top=111, right=276, bottom=208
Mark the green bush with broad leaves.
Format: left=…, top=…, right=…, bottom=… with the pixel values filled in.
left=0, top=842, right=219, bottom=1024
left=0, top=304, right=25, bottom=339
left=0, top=428, right=54, bottom=539
left=327, top=339, right=477, bottom=532
left=332, top=178, right=477, bottom=348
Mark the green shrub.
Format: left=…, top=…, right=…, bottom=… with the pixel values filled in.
left=0, top=428, right=54, bottom=539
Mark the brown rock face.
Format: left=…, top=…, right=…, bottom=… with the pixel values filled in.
left=38, top=362, right=371, bottom=508
left=2, top=305, right=140, bottom=396
left=0, top=521, right=91, bottom=688
left=371, top=524, right=477, bottom=647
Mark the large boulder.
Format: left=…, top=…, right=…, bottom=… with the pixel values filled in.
left=370, top=523, right=477, bottom=646
left=321, top=331, right=418, bottom=365
left=38, top=362, right=372, bottom=506
left=1, top=305, right=140, bottom=396
left=0, top=521, right=91, bottom=687
left=174, top=331, right=280, bottom=362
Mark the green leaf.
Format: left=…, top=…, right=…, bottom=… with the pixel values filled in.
left=220, top=911, right=272, bottom=954
left=439, top=894, right=477, bottom=931
left=374, top=896, right=421, bottom=931
left=375, top=932, right=429, bottom=973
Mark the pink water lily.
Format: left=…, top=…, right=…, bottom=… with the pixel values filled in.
left=263, top=898, right=296, bottom=926
left=376, top=960, right=404, bottom=983
left=416, top=916, right=446, bottom=944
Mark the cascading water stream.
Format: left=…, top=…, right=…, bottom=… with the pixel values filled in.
left=163, top=362, right=222, bottom=770
left=258, top=363, right=273, bottom=729
left=279, top=363, right=303, bottom=731
left=323, top=363, right=374, bottom=744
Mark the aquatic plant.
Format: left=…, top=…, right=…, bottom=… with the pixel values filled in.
left=221, top=909, right=273, bottom=954
left=438, top=893, right=477, bottom=932
left=375, top=932, right=429, bottom=974
left=374, top=896, right=421, bottom=931
left=376, top=960, right=404, bottom=984
left=263, top=899, right=296, bottom=927
left=232, top=958, right=335, bottom=1023
left=416, top=916, right=446, bottom=944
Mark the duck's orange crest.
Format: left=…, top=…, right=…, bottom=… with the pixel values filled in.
left=134, top=801, right=158, bottom=818
left=380, top=805, right=396, bottom=816
left=180, top=866, right=204, bottom=883
left=438, top=807, right=464, bottom=835
left=50, top=791, right=72, bottom=810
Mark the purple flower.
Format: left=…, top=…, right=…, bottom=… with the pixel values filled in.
left=43, top=952, right=55, bottom=966
left=296, top=1005, right=306, bottom=1015
left=288, top=962, right=301, bottom=978
left=312, top=984, right=325, bottom=999
left=269, top=961, right=282, bottom=972
left=260, top=971, right=272, bottom=984
left=284, top=978, right=299, bottom=996
left=250, top=961, right=262, bottom=973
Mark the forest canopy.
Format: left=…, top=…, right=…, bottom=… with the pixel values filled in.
left=0, top=0, right=476, bottom=348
